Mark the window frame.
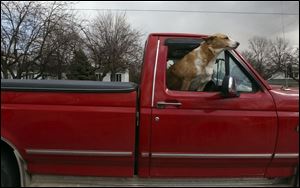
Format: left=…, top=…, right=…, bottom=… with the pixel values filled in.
left=224, top=50, right=260, bottom=93
left=115, top=73, right=122, bottom=82
left=164, top=38, right=262, bottom=93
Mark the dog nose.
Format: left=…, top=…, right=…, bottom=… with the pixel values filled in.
left=236, top=42, right=240, bottom=46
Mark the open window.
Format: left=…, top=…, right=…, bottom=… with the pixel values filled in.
left=165, top=38, right=259, bottom=93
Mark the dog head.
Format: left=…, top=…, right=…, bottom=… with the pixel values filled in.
left=204, top=33, right=240, bottom=50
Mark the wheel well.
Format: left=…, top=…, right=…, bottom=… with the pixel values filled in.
left=1, top=139, right=19, bottom=168
left=1, top=139, right=22, bottom=186
left=1, top=140, right=14, bottom=152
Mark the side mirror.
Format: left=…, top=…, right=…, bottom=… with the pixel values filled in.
left=221, top=76, right=240, bottom=98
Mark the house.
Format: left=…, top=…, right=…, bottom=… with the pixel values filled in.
left=267, top=65, right=299, bottom=87
left=95, top=69, right=129, bottom=82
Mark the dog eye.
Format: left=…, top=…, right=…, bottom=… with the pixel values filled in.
left=224, top=36, right=229, bottom=39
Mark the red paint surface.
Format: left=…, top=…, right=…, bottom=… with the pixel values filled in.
left=266, top=91, right=299, bottom=177
left=1, top=91, right=137, bottom=177
left=1, top=33, right=298, bottom=179
left=149, top=36, right=277, bottom=177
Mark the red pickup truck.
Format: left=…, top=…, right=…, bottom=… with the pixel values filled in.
left=1, top=33, right=299, bottom=187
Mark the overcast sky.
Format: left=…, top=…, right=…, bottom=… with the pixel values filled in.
left=74, top=1, right=299, bottom=51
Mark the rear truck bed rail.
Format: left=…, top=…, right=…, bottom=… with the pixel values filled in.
left=1, top=79, right=138, bottom=93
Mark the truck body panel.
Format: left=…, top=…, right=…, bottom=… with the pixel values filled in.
left=1, top=80, right=138, bottom=177
left=148, top=36, right=278, bottom=177
left=1, top=33, right=298, bottom=182
left=266, top=88, right=299, bottom=177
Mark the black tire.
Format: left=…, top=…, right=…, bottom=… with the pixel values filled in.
left=295, top=167, right=299, bottom=187
left=1, top=148, right=20, bottom=187
left=291, top=167, right=299, bottom=187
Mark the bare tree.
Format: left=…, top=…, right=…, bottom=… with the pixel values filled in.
left=1, top=1, right=38, bottom=78
left=35, top=20, right=83, bottom=79
left=1, top=1, right=80, bottom=79
left=241, top=37, right=273, bottom=79
left=83, top=12, right=143, bottom=81
left=268, top=38, right=298, bottom=82
left=286, top=47, right=299, bottom=82
left=241, top=36, right=299, bottom=82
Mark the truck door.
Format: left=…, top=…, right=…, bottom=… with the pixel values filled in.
left=150, top=37, right=277, bottom=177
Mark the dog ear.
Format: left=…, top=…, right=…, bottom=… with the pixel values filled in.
left=204, top=36, right=216, bottom=44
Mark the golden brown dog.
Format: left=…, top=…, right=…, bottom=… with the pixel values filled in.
left=167, top=33, right=240, bottom=91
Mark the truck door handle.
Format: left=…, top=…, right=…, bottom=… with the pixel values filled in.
left=157, top=101, right=182, bottom=109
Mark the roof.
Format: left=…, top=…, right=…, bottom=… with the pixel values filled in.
left=148, top=33, right=208, bottom=38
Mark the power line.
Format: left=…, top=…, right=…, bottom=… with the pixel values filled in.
left=66, top=8, right=299, bottom=15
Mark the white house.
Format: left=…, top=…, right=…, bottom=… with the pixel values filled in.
left=267, top=66, right=299, bottom=87
left=96, top=69, right=129, bottom=82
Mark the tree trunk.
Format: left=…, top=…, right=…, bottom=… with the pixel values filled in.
left=110, top=71, right=116, bottom=81
left=57, top=53, right=62, bottom=80
left=16, top=66, right=23, bottom=79
left=57, top=62, right=62, bottom=80
left=1, top=70, right=9, bottom=79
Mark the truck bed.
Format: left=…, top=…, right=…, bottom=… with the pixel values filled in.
left=1, top=79, right=138, bottom=177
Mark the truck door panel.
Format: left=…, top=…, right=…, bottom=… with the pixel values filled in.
left=150, top=37, right=277, bottom=177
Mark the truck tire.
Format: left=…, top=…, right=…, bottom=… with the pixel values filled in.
left=291, top=167, right=299, bottom=187
left=1, top=148, right=20, bottom=187
left=296, top=167, right=299, bottom=187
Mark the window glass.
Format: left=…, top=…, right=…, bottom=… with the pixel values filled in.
left=166, top=41, right=255, bottom=93
left=228, top=55, right=253, bottom=92
left=211, top=52, right=253, bottom=92
left=116, top=73, right=122, bottom=82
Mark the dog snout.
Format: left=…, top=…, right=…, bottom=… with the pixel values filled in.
left=231, top=41, right=240, bottom=49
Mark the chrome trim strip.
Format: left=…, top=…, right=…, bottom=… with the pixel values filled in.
left=151, top=39, right=160, bottom=107
left=157, top=101, right=182, bottom=107
left=152, top=153, right=272, bottom=159
left=26, top=149, right=132, bottom=157
left=274, top=153, right=299, bottom=158
left=141, top=152, right=149, bottom=157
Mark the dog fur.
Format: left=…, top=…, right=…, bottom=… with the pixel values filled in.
left=167, top=33, right=239, bottom=91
